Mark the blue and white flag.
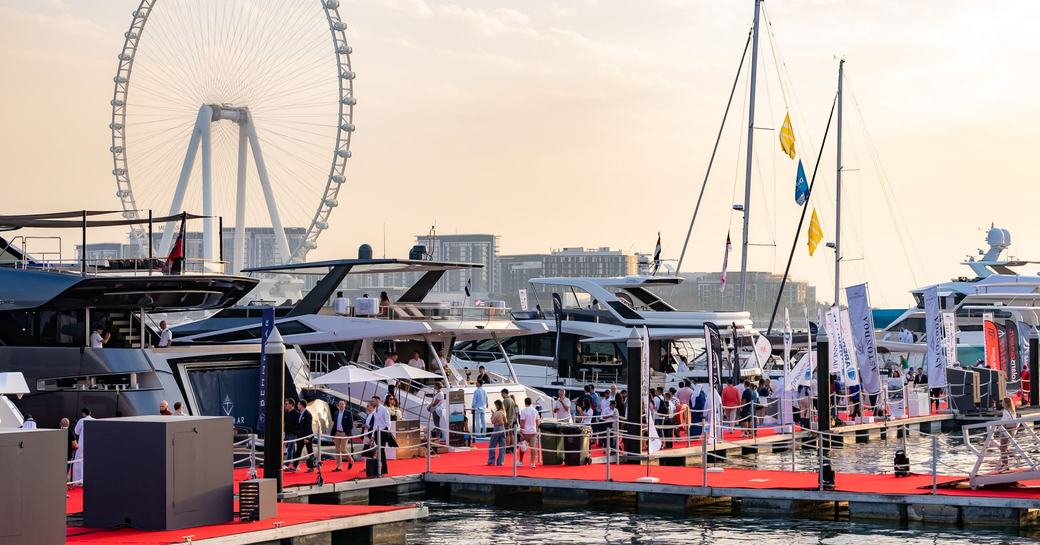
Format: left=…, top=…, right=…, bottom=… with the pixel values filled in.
left=846, top=283, right=882, bottom=395
left=923, top=286, right=948, bottom=388
left=652, top=232, right=662, bottom=275
left=794, top=159, right=809, bottom=206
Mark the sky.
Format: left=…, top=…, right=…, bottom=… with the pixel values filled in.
left=1, top=0, right=1038, bottom=308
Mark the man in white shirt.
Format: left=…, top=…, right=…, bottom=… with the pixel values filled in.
left=407, top=351, right=425, bottom=370
left=471, top=382, right=488, bottom=436
left=157, top=321, right=173, bottom=348
left=601, top=400, right=619, bottom=449
left=370, top=396, right=397, bottom=475
left=20, top=414, right=36, bottom=429
left=519, top=397, right=540, bottom=468
left=173, top=401, right=187, bottom=416
left=334, top=291, right=349, bottom=316
left=552, top=389, right=571, bottom=422
left=72, top=407, right=93, bottom=485
left=90, top=326, right=109, bottom=348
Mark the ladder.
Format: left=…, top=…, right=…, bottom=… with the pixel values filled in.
left=963, top=413, right=1040, bottom=488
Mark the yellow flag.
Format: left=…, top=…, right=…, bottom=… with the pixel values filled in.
left=807, top=208, right=823, bottom=256
left=779, top=112, right=796, bottom=159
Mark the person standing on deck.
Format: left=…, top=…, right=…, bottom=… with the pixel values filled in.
left=283, top=399, right=299, bottom=472
left=408, top=351, right=425, bottom=370
left=72, top=408, right=92, bottom=485
left=553, top=389, right=572, bottom=422
left=173, top=401, right=186, bottom=416
left=472, top=381, right=488, bottom=437
left=370, top=396, right=398, bottom=475
left=90, top=326, right=110, bottom=348
left=157, top=321, right=173, bottom=348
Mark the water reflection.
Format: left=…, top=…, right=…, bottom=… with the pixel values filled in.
left=407, top=500, right=1028, bottom=544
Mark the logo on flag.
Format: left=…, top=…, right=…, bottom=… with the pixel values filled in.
left=794, top=159, right=809, bottom=206
left=779, top=112, right=796, bottom=160
left=720, top=231, right=732, bottom=293
left=807, top=208, right=823, bottom=256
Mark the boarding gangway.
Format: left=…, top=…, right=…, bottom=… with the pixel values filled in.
left=962, top=413, right=1040, bottom=488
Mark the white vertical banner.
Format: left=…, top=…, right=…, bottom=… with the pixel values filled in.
left=641, top=326, right=661, bottom=453
left=845, top=283, right=882, bottom=395
left=838, top=309, right=861, bottom=387
left=923, top=286, right=948, bottom=388
left=824, top=306, right=843, bottom=374
left=783, top=308, right=793, bottom=375
left=518, top=289, right=528, bottom=311
left=941, top=311, right=957, bottom=366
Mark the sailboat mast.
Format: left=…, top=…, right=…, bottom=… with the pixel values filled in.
left=834, top=58, right=844, bottom=306
left=738, top=0, right=763, bottom=312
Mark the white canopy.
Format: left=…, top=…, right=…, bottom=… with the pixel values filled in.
left=310, top=365, right=386, bottom=386
left=376, top=363, right=441, bottom=381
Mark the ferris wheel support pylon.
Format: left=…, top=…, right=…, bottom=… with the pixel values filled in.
left=157, top=105, right=292, bottom=272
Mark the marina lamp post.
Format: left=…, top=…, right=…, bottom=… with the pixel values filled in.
left=816, top=329, right=835, bottom=489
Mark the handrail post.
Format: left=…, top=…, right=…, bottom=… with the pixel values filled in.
left=376, top=428, right=383, bottom=478
left=701, top=426, right=708, bottom=487
left=249, top=433, right=258, bottom=480
left=425, top=423, right=432, bottom=474
left=512, top=423, right=518, bottom=478
left=605, top=423, right=611, bottom=482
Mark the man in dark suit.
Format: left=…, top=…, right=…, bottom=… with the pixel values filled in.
left=283, top=399, right=299, bottom=472
left=293, top=400, right=315, bottom=472
left=331, top=399, right=354, bottom=472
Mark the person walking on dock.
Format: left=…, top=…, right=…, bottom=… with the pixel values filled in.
left=370, top=396, right=397, bottom=475
left=332, top=399, right=354, bottom=472
left=487, top=400, right=506, bottom=466
left=283, top=399, right=299, bottom=472
left=519, top=397, right=541, bottom=468
left=293, top=400, right=315, bottom=472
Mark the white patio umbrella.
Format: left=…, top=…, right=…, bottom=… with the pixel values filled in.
left=375, top=363, right=442, bottom=381
left=310, top=365, right=386, bottom=386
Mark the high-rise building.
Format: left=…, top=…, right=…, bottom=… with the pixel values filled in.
left=497, top=253, right=546, bottom=307
left=542, top=247, right=638, bottom=278
left=415, top=233, right=499, bottom=295
left=676, top=271, right=820, bottom=324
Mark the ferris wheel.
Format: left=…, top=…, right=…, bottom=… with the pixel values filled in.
left=109, top=0, right=355, bottom=273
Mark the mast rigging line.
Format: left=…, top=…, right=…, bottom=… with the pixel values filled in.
left=676, top=28, right=753, bottom=274
left=766, top=92, right=838, bottom=335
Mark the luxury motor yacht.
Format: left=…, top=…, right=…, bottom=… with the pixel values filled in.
left=455, top=275, right=775, bottom=395
left=0, top=233, right=259, bottom=428
left=176, top=256, right=554, bottom=435
left=877, top=226, right=1040, bottom=377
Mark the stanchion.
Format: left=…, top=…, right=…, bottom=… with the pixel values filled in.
left=512, top=423, right=518, bottom=478
left=376, top=428, right=383, bottom=478
left=701, top=427, right=708, bottom=487
left=248, top=433, right=258, bottom=480
left=425, top=424, right=432, bottom=474
left=315, top=428, right=324, bottom=487
left=605, top=424, right=612, bottom=482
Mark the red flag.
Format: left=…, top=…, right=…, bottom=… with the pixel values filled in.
left=983, top=320, right=1000, bottom=370
left=163, top=217, right=186, bottom=275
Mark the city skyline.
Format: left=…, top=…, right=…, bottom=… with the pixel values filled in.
left=2, top=1, right=1038, bottom=311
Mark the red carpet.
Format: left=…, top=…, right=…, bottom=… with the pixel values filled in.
left=66, top=503, right=410, bottom=544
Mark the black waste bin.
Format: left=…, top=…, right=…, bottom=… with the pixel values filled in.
left=539, top=422, right=564, bottom=465
left=561, top=424, right=591, bottom=466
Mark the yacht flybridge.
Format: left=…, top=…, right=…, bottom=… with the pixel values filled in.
left=0, top=233, right=259, bottom=428
left=457, top=275, right=774, bottom=394
left=176, top=256, right=553, bottom=427
left=879, top=226, right=1040, bottom=369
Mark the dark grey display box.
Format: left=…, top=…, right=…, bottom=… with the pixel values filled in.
left=83, top=416, right=233, bottom=531
left=0, top=428, right=66, bottom=545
